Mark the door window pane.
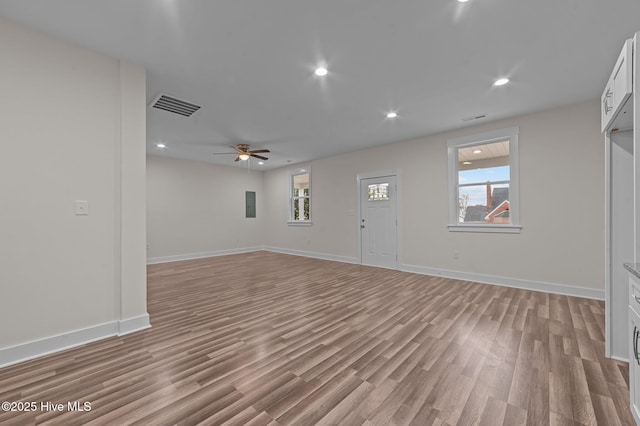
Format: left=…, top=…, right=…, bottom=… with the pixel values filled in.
left=368, top=183, right=389, bottom=201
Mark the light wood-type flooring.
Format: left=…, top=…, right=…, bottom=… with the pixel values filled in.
left=0, top=251, right=635, bottom=425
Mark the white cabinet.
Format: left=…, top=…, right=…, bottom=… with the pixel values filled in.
left=629, top=272, right=640, bottom=424
left=631, top=306, right=640, bottom=424
left=607, top=31, right=639, bottom=425
left=602, top=38, right=633, bottom=132
left=630, top=301, right=640, bottom=423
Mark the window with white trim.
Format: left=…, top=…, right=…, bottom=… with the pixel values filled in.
left=447, top=127, right=521, bottom=233
left=289, top=169, right=311, bottom=224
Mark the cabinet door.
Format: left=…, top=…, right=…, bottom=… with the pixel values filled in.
left=612, top=39, right=632, bottom=114
left=602, top=38, right=633, bottom=132
left=629, top=306, right=640, bottom=424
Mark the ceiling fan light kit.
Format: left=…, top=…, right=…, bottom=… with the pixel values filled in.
left=213, top=143, right=271, bottom=163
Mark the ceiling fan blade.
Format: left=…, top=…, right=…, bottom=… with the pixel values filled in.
left=230, top=145, right=243, bottom=153
left=234, top=156, right=240, bottom=162
left=212, top=152, right=237, bottom=155
left=248, top=149, right=270, bottom=154
left=251, top=154, right=269, bottom=161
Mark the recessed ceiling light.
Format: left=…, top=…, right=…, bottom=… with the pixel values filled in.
left=458, top=0, right=470, bottom=2
left=386, top=111, right=398, bottom=119
left=493, top=78, right=509, bottom=86
left=473, top=149, right=482, bottom=154
left=258, top=161, right=264, bottom=165
left=156, top=143, right=166, bottom=149
left=463, top=161, right=472, bottom=165
left=314, top=67, right=328, bottom=77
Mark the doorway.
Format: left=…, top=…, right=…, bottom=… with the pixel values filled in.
left=359, top=175, right=398, bottom=269
left=606, top=130, right=634, bottom=360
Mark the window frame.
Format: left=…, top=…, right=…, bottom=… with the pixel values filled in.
left=447, top=126, right=521, bottom=233
left=288, top=167, right=312, bottom=226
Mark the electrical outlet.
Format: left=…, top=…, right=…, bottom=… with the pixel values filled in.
left=75, top=200, right=89, bottom=215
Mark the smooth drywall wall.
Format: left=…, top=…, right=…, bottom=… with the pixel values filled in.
left=146, top=156, right=264, bottom=260
left=263, top=100, right=604, bottom=291
left=0, top=18, right=147, bottom=351
left=118, top=62, right=148, bottom=324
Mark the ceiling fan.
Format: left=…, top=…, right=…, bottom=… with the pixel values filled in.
left=213, top=144, right=270, bottom=162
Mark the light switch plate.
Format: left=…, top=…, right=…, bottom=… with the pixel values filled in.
left=75, top=200, right=89, bottom=215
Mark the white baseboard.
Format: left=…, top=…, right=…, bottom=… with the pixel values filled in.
left=158, top=246, right=604, bottom=300
left=0, top=314, right=151, bottom=369
left=0, top=322, right=117, bottom=369
left=151, top=246, right=604, bottom=300
left=263, top=246, right=360, bottom=265
left=261, top=248, right=603, bottom=300
left=1, top=248, right=606, bottom=369
left=610, top=354, right=630, bottom=363
left=147, top=246, right=263, bottom=265
left=118, top=313, right=151, bottom=336
left=401, top=263, right=605, bottom=300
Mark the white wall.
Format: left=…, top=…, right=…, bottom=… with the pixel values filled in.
left=118, top=62, right=149, bottom=326
left=263, top=100, right=605, bottom=294
left=264, top=161, right=360, bottom=262
left=143, top=96, right=603, bottom=296
left=146, top=156, right=264, bottom=262
left=0, top=17, right=148, bottom=363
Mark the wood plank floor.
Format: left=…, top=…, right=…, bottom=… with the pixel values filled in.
left=0, top=251, right=635, bottom=425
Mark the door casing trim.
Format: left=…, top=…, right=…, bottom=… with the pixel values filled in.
left=356, top=170, right=402, bottom=269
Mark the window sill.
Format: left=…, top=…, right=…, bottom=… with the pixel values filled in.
left=447, top=224, right=522, bottom=234
left=287, top=221, right=313, bottom=227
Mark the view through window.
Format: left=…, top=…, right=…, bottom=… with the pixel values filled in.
left=457, top=140, right=510, bottom=224
left=291, top=172, right=310, bottom=221
left=367, top=183, right=389, bottom=201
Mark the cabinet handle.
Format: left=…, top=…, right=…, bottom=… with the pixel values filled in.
left=634, top=326, right=640, bottom=365
left=604, top=89, right=613, bottom=113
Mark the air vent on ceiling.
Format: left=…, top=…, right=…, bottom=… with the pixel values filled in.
left=461, top=114, right=487, bottom=122
left=150, top=94, right=201, bottom=117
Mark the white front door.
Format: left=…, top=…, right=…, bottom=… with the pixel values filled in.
left=360, top=175, right=397, bottom=269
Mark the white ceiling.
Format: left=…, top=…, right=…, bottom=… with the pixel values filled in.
left=458, top=140, right=509, bottom=162
left=1, top=0, right=638, bottom=170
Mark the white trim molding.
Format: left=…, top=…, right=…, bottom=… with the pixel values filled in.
left=286, top=221, right=313, bottom=227
left=447, top=126, right=520, bottom=232
left=0, top=322, right=118, bottom=368
left=356, top=170, right=398, bottom=180
left=0, top=316, right=151, bottom=369
left=401, top=263, right=604, bottom=300
left=288, top=166, right=312, bottom=224
left=150, top=246, right=604, bottom=301
left=447, top=224, right=522, bottom=233
left=263, top=246, right=359, bottom=265
left=118, top=314, right=151, bottom=336
left=356, top=170, right=403, bottom=269
left=147, top=247, right=263, bottom=265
